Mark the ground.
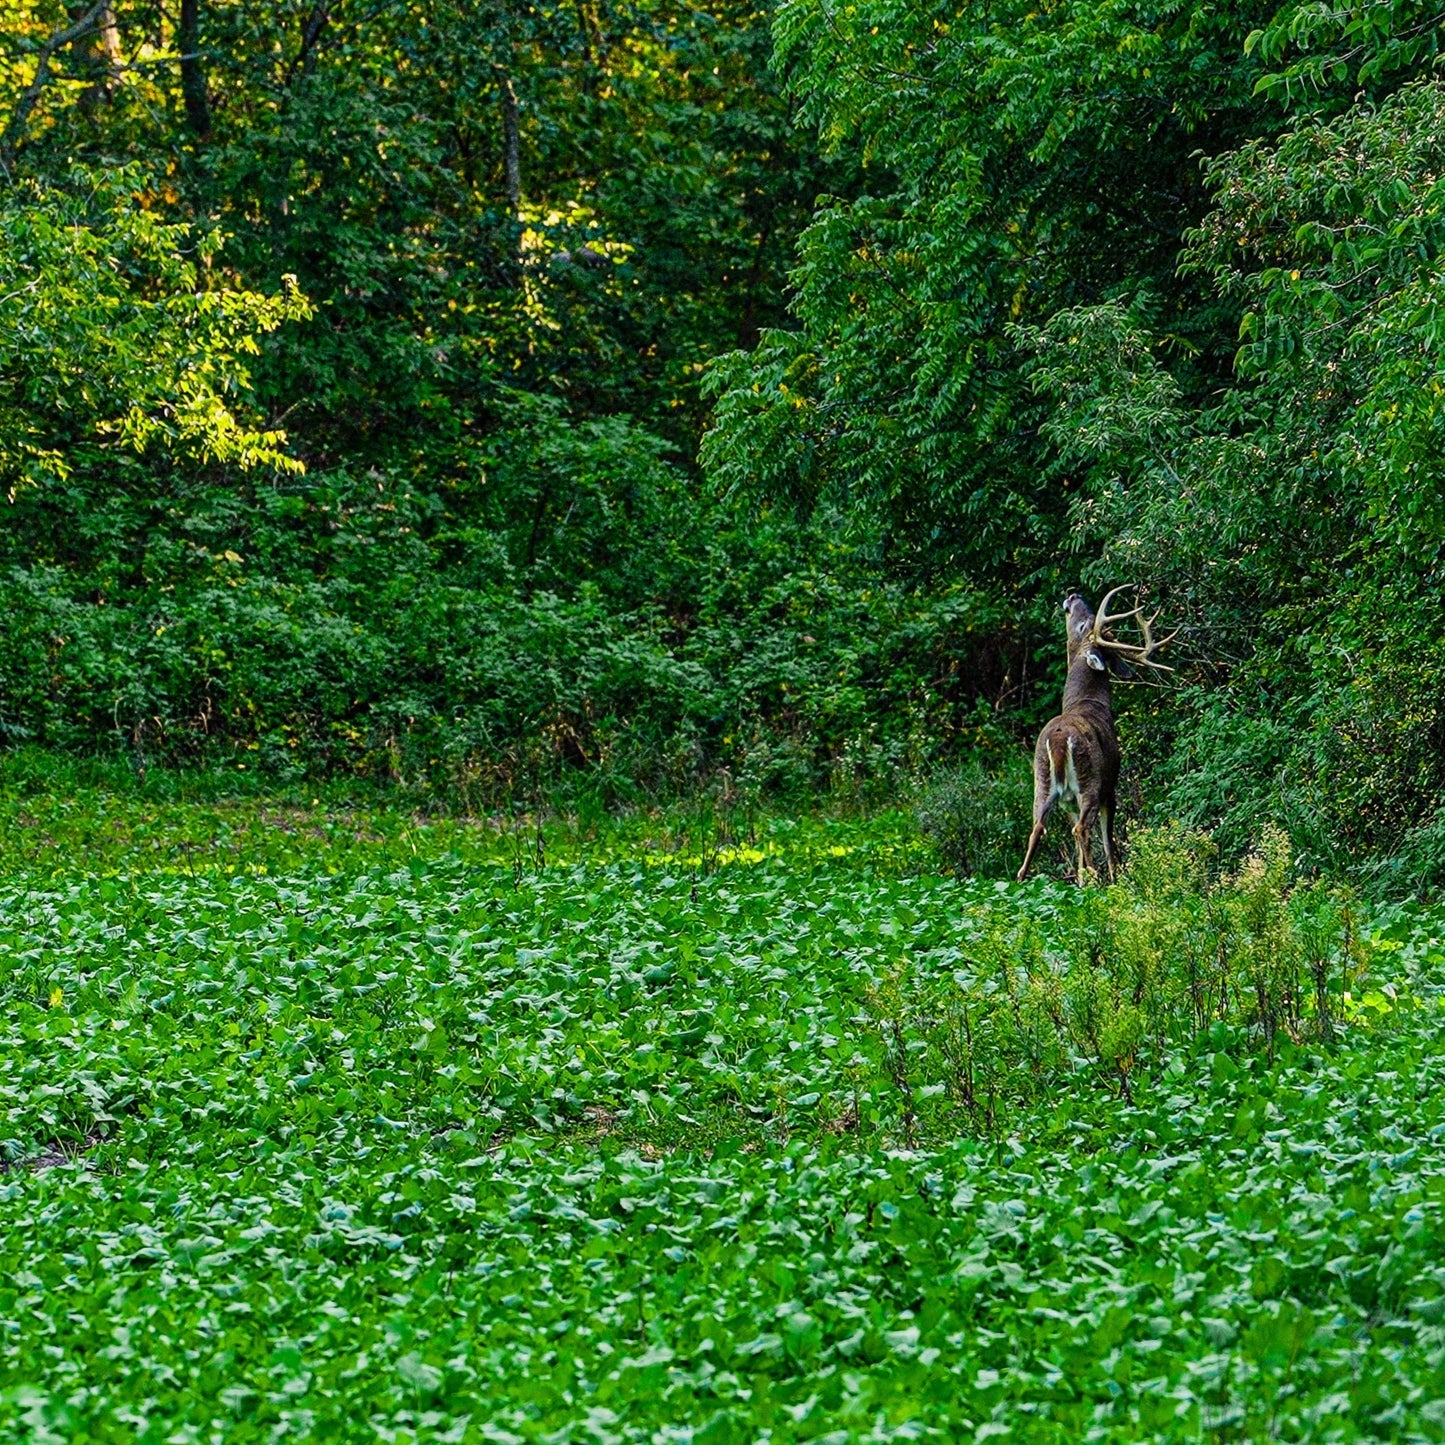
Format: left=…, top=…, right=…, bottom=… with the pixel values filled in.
left=0, top=793, right=1442, bottom=1442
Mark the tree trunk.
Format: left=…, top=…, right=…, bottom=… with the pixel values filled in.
left=738, top=218, right=774, bottom=349
left=179, top=0, right=211, bottom=140
left=94, top=4, right=120, bottom=67
left=574, top=0, right=595, bottom=69
left=287, top=0, right=332, bottom=84
left=77, top=4, right=121, bottom=112
left=501, top=73, right=521, bottom=217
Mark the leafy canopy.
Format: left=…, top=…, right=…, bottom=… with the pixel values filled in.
left=0, top=169, right=308, bottom=492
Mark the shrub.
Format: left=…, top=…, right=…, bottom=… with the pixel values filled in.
left=0, top=501, right=1034, bottom=804
left=863, top=827, right=1370, bottom=1135
left=916, top=756, right=1033, bottom=878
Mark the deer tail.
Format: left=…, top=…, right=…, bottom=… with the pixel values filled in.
left=1048, top=733, right=1070, bottom=791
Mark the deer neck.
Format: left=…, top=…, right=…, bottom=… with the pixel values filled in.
left=1061, top=657, right=1114, bottom=719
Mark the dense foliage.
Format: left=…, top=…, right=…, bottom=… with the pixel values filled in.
left=704, top=0, right=1445, bottom=881
left=5, top=0, right=1445, bottom=878
left=11, top=6, right=1445, bottom=1434
left=0, top=802, right=1437, bottom=1440
left=0, top=0, right=1036, bottom=801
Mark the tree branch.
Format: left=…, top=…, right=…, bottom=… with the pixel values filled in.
left=284, top=0, right=333, bottom=86
left=1, top=0, right=112, bottom=167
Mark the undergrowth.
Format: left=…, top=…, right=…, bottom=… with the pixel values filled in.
left=866, top=826, right=1369, bottom=1140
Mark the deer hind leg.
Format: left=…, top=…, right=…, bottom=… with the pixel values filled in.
left=1073, top=804, right=1099, bottom=886
left=1016, top=758, right=1057, bottom=883
left=1017, top=817, right=1048, bottom=882
left=1099, top=802, right=1116, bottom=884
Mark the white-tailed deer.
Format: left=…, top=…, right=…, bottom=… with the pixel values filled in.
left=1016, top=588, right=1173, bottom=884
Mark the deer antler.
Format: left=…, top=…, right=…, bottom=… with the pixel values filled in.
left=1090, top=585, right=1176, bottom=673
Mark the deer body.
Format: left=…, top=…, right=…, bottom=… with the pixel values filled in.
left=1016, top=589, right=1172, bottom=884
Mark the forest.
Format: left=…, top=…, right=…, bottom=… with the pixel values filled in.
left=4, top=2, right=1445, bottom=1441
left=0, top=0, right=1438, bottom=882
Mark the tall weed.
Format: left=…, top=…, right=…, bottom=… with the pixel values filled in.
left=916, top=755, right=1033, bottom=878
left=863, top=826, right=1369, bottom=1133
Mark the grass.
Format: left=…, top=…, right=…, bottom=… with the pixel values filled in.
left=0, top=790, right=1443, bottom=1441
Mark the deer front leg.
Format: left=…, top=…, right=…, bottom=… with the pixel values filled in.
left=1100, top=803, right=1116, bottom=884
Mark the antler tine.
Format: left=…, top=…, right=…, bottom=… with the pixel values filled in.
left=1090, top=585, right=1143, bottom=642
left=1142, top=611, right=1182, bottom=650
left=1134, top=609, right=1178, bottom=663
left=1091, top=589, right=1176, bottom=671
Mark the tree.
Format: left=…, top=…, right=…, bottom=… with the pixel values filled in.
left=1022, top=76, right=1445, bottom=873
left=703, top=0, right=1275, bottom=581
left=0, top=170, right=308, bottom=495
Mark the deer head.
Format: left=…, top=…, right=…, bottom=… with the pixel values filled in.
left=1064, top=587, right=1175, bottom=677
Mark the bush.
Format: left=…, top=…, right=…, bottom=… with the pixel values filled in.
left=0, top=453, right=1037, bottom=802
left=863, top=826, right=1370, bottom=1136
left=916, top=757, right=1033, bottom=878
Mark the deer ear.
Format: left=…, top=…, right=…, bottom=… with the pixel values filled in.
left=1084, top=647, right=1107, bottom=672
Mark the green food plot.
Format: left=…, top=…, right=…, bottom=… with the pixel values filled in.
left=1, top=808, right=1443, bottom=1442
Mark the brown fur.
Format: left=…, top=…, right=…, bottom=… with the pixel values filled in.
left=1017, top=593, right=1122, bottom=883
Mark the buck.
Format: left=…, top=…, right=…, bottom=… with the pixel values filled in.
left=1016, top=588, right=1173, bottom=884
